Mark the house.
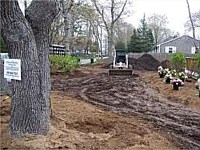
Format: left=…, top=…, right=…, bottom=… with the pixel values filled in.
left=153, top=35, right=200, bottom=54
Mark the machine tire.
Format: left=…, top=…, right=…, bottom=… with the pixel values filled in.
left=109, top=65, right=113, bottom=69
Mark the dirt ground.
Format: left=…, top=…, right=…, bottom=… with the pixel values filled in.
left=139, top=71, right=200, bottom=109
left=1, top=66, right=200, bottom=150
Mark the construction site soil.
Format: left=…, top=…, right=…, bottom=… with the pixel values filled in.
left=128, top=54, right=167, bottom=71
left=1, top=55, right=200, bottom=150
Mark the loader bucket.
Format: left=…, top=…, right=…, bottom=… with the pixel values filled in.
left=108, top=69, right=133, bottom=76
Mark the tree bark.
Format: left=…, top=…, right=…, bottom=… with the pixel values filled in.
left=61, top=0, right=74, bottom=52
left=26, top=0, right=59, bottom=126
left=0, top=0, right=58, bottom=136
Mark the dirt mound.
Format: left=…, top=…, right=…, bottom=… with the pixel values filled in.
left=128, top=58, right=144, bottom=70
left=129, top=54, right=160, bottom=71
left=159, top=60, right=171, bottom=68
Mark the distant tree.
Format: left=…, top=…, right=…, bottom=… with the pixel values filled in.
left=146, top=28, right=154, bottom=51
left=148, top=14, right=168, bottom=46
left=115, top=41, right=126, bottom=50
left=137, top=15, right=154, bottom=52
left=185, top=0, right=199, bottom=52
left=128, top=29, right=141, bottom=52
left=60, top=0, right=74, bottom=52
left=128, top=15, right=154, bottom=53
left=92, top=0, right=131, bottom=56
left=114, top=21, right=134, bottom=50
left=185, top=10, right=200, bottom=33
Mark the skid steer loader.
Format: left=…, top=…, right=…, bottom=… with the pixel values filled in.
left=108, top=49, right=133, bottom=76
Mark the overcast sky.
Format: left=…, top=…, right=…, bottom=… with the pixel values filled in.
left=126, top=0, right=200, bottom=37
left=18, top=0, right=200, bottom=38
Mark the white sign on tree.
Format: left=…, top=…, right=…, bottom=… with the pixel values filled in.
left=4, top=59, right=21, bottom=81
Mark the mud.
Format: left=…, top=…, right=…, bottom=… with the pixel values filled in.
left=52, top=72, right=200, bottom=149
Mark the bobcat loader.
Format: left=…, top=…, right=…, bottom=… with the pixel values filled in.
left=108, top=49, right=133, bottom=76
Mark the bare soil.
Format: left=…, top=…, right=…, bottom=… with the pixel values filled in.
left=1, top=66, right=200, bottom=150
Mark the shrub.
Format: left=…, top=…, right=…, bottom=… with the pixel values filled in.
left=49, top=55, right=78, bottom=73
left=195, top=53, right=200, bottom=74
left=170, top=52, right=186, bottom=72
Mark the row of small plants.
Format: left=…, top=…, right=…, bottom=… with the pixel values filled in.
left=49, top=55, right=79, bottom=73
left=158, top=66, right=186, bottom=90
left=158, top=52, right=200, bottom=91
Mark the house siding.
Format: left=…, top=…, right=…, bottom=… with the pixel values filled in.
left=160, top=35, right=199, bottom=54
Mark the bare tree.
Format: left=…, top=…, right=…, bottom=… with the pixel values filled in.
left=61, top=0, right=74, bottom=52
left=79, top=3, right=104, bottom=56
left=50, top=16, right=65, bottom=44
left=1, top=0, right=59, bottom=136
left=185, top=10, right=200, bottom=39
left=186, top=0, right=199, bottom=52
left=186, top=0, right=196, bottom=39
left=148, top=14, right=169, bottom=46
left=91, top=0, right=130, bottom=56
left=114, top=20, right=134, bottom=50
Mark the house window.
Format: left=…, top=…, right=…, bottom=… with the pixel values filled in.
left=168, top=47, right=173, bottom=53
left=191, top=47, right=198, bottom=54
left=165, top=46, right=176, bottom=53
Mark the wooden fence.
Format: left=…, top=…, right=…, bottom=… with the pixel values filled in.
left=186, top=57, right=197, bottom=71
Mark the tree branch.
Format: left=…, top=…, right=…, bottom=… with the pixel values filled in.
left=92, top=0, right=109, bottom=34
left=186, top=0, right=196, bottom=39
left=25, top=0, right=60, bottom=29
left=113, top=0, right=128, bottom=23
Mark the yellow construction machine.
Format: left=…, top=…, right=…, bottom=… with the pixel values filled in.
left=108, top=49, right=133, bottom=76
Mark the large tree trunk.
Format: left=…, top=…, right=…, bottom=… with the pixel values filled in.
left=0, top=0, right=58, bottom=136
left=1, top=1, right=44, bottom=136
left=26, top=0, right=58, bottom=129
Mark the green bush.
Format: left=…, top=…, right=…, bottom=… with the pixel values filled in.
left=170, top=52, right=186, bottom=72
left=195, top=53, right=200, bottom=73
left=50, top=55, right=78, bottom=73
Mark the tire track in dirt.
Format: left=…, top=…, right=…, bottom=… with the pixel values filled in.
left=52, top=75, right=200, bottom=149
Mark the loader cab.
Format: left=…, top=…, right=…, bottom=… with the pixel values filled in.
left=116, top=50, right=126, bottom=64
left=112, top=49, right=129, bottom=69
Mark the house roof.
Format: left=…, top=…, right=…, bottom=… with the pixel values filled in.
left=158, top=36, right=175, bottom=44
left=158, top=35, right=199, bottom=46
